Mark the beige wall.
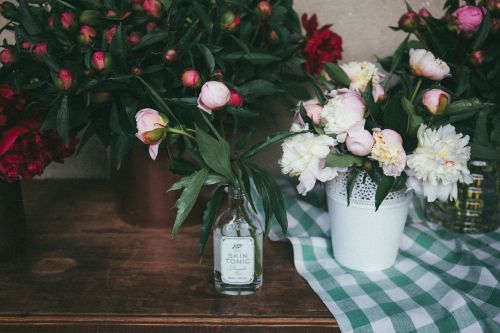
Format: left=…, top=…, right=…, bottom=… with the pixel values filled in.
left=1, top=0, right=443, bottom=178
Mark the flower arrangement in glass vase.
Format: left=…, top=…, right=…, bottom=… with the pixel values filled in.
left=279, top=50, right=486, bottom=270
left=390, top=0, right=500, bottom=232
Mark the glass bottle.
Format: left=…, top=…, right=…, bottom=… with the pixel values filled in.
left=213, top=187, right=263, bottom=295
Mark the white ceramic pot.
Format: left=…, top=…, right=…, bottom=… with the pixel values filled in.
left=326, top=172, right=413, bottom=271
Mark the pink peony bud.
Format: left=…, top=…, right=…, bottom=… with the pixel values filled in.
left=269, top=30, right=279, bottom=43
left=128, top=32, right=141, bottom=46
left=0, top=84, right=15, bottom=101
left=409, top=48, right=450, bottom=81
left=146, top=21, right=157, bottom=33
left=197, top=81, right=231, bottom=114
left=372, top=84, right=386, bottom=102
left=418, top=8, right=432, bottom=17
left=398, top=12, right=419, bottom=32
left=422, top=89, right=450, bottom=115
left=91, top=51, right=110, bottom=71
left=346, top=120, right=374, bottom=156
left=0, top=49, right=16, bottom=65
left=143, top=0, right=162, bottom=18
left=228, top=91, right=244, bottom=107
left=106, top=10, right=118, bottom=17
left=131, top=66, right=142, bottom=76
left=131, top=0, right=143, bottom=11
left=304, top=103, right=323, bottom=125
left=470, top=50, right=485, bottom=66
left=21, top=41, right=32, bottom=50
left=135, top=108, right=169, bottom=160
left=48, top=16, right=54, bottom=29
left=453, top=5, right=486, bottom=35
left=164, top=49, right=177, bottom=62
left=32, top=42, right=48, bottom=59
left=256, top=1, right=272, bottom=20
left=60, top=12, right=76, bottom=30
left=221, top=11, right=241, bottom=32
left=181, top=69, right=201, bottom=89
left=54, top=69, right=73, bottom=91
left=78, top=25, right=96, bottom=45
left=105, top=27, right=118, bottom=45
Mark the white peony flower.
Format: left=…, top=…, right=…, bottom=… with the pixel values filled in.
left=320, top=89, right=366, bottom=143
left=280, top=132, right=342, bottom=195
left=340, top=61, right=385, bottom=92
left=406, top=124, right=472, bottom=202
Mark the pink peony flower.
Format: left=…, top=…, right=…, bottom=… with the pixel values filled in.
left=181, top=69, right=201, bottom=89
left=422, top=89, right=450, bottom=115
left=197, top=81, right=231, bottom=114
left=409, top=49, right=450, bottom=81
left=453, top=5, right=486, bottom=35
left=370, top=129, right=406, bottom=177
left=346, top=120, right=374, bottom=156
left=135, top=108, right=169, bottom=160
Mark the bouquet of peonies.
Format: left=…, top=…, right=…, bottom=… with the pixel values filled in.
left=0, top=0, right=307, bottom=169
left=390, top=0, right=500, bottom=161
left=0, top=83, right=76, bottom=182
left=280, top=48, right=486, bottom=208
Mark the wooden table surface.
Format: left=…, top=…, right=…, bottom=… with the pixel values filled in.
left=0, top=181, right=339, bottom=333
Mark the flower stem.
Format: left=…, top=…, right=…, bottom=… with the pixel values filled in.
left=167, top=128, right=195, bottom=140
left=410, top=78, right=423, bottom=103
left=199, top=110, right=224, bottom=141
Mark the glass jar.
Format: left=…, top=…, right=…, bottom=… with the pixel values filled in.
left=425, top=160, right=499, bottom=233
left=213, top=187, right=263, bottom=295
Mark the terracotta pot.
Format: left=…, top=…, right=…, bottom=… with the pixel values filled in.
left=0, top=181, right=26, bottom=261
left=113, top=144, right=205, bottom=228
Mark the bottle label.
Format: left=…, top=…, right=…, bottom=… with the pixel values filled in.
left=220, top=236, right=254, bottom=285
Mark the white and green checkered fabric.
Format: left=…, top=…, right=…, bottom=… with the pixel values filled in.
left=255, top=179, right=500, bottom=333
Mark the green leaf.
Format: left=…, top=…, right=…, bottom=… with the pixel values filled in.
left=241, top=131, right=302, bottom=160
left=198, top=44, right=215, bottom=73
left=238, top=80, right=281, bottom=97
left=195, top=124, right=235, bottom=184
left=401, top=96, right=423, bottom=136
left=159, top=0, right=173, bottom=11
left=235, top=131, right=253, bottom=151
left=225, top=106, right=259, bottom=118
left=472, top=13, right=490, bottom=50
left=346, top=169, right=361, bottom=206
left=171, top=168, right=210, bottom=238
left=239, top=163, right=256, bottom=213
left=199, top=186, right=225, bottom=257
left=132, top=31, right=169, bottom=51
left=325, top=154, right=364, bottom=168
left=56, top=95, right=70, bottom=144
left=375, top=176, right=396, bottom=211
left=470, top=143, right=500, bottom=161
left=323, top=62, right=351, bottom=86
left=19, top=0, right=42, bottom=35
left=445, top=98, right=488, bottom=115
left=228, top=34, right=250, bottom=54
left=111, top=134, right=133, bottom=170
left=474, top=110, right=490, bottom=146
left=110, top=25, right=127, bottom=72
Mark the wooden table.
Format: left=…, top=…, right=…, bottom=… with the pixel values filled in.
left=0, top=181, right=339, bottom=332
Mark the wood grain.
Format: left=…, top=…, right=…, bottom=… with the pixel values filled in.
left=0, top=180, right=339, bottom=332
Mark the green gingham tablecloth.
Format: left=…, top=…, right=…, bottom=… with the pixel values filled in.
left=256, top=179, right=500, bottom=333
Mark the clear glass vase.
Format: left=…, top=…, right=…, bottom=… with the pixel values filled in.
left=425, top=160, right=500, bottom=233
left=213, top=187, right=263, bottom=295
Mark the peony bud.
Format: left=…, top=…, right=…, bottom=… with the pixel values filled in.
left=0, top=84, right=15, bottom=102
left=304, top=103, right=323, bottom=125
left=372, top=84, right=386, bottom=102
left=54, top=69, right=73, bottom=91
left=143, top=0, right=162, bottom=18
left=228, top=91, right=244, bottom=107
left=398, top=12, right=420, bottom=32
left=256, top=1, right=272, bottom=20
left=221, top=10, right=241, bottom=32
left=211, top=69, right=224, bottom=81
left=135, top=108, right=169, bottom=160
left=21, top=41, right=32, bottom=50
left=269, top=30, right=279, bottom=43
left=131, top=0, right=144, bottom=11
left=47, top=16, right=54, bottom=29
left=491, top=18, right=500, bottom=34
left=484, top=0, right=500, bottom=12
left=128, top=32, right=141, bottom=46
left=164, top=49, right=177, bottom=62
left=146, top=21, right=157, bottom=33
left=105, top=27, right=117, bottom=44
left=409, top=49, right=450, bottom=81
left=32, top=42, right=48, bottom=60
left=91, top=51, right=111, bottom=71
left=181, top=69, right=201, bottom=89
left=0, top=49, right=16, bottom=65
left=79, top=10, right=101, bottom=25
left=422, top=89, right=450, bottom=115
left=197, top=81, right=231, bottom=114
left=91, top=91, right=111, bottom=104
left=131, top=66, right=142, bottom=76
left=78, top=25, right=96, bottom=45
left=418, top=8, right=432, bottom=17
left=453, top=5, right=486, bottom=35
left=346, top=120, right=374, bottom=157
left=60, top=12, right=76, bottom=30
left=470, top=50, right=485, bottom=66
left=106, top=10, right=118, bottom=17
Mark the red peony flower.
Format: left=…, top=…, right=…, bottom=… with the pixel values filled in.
left=302, top=14, right=343, bottom=75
